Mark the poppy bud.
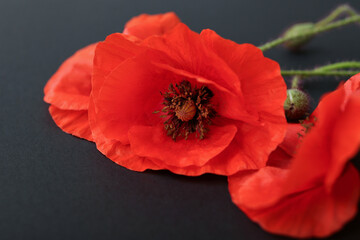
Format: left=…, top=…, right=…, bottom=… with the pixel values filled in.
left=284, top=89, right=310, bottom=121
left=283, top=22, right=315, bottom=51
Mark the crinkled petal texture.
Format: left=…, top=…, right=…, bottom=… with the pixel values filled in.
left=90, top=23, right=287, bottom=176
left=44, top=13, right=182, bottom=141
left=228, top=74, right=360, bottom=238
left=44, top=43, right=97, bottom=141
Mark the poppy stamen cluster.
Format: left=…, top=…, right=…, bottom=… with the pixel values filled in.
left=158, top=80, right=216, bottom=141
left=297, top=116, right=317, bottom=138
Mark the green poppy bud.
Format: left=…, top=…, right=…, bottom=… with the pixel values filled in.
left=284, top=89, right=310, bottom=121
left=283, top=22, right=315, bottom=51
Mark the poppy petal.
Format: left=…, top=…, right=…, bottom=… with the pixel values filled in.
left=228, top=167, right=291, bottom=209
left=144, top=23, right=242, bottom=95
left=123, top=12, right=181, bottom=40
left=229, top=164, right=360, bottom=238
left=92, top=33, right=147, bottom=101
left=265, top=123, right=303, bottom=169
left=200, top=29, right=287, bottom=119
left=325, top=74, right=360, bottom=188
left=266, top=147, right=292, bottom=169
left=286, top=76, right=360, bottom=192
left=124, top=113, right=284, bottom=176
left=128, top=124, right=237, bottom=168
left=44, top=43, right=96, bottom=110
left=277, top=123, right=303, bottom=156
left=48, top=105, right=93, bottom=141
left=201, top=119, right=286, bottom=175
left=94, top=55, right=178, bottom=144
left=88, top=99, right=162, bottom=171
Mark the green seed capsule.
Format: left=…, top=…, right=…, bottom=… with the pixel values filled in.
left=284, top=89, right=310, bottom=121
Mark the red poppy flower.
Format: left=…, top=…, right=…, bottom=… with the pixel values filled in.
left=43, top=12, right=181, bottom=141
left=228, top=74, right=360, bottom=238
left=89, top=23, right=287, bottom=176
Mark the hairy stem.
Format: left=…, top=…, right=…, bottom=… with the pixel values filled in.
left=259, top=15, right=360, bottom=52
left=291, top=76, right=301, bottom=88
left=281, top=70, right=359, bottom=77
left=316, top=4, right=357, bottom=27
left=315, top=61, right=360, bottom=71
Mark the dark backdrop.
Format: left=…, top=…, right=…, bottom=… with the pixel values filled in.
left=1, top=0, right=360, bottom=239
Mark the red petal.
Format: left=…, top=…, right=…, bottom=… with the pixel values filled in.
left=131, top=117, right=285, bottom=176
left=266, top=123, right=303, bottom=168
left=144, top=23, right=242, bottom=96
left=128, top=124, right=237, bottom=168
left=200, top=118, right=286, bottom=175
left=229, top=164, right=360, bottom=238
left=94, top=55, right=177, bottom=144
left=278, top=123, right=303, bottom=156
left=123, top=12, right=181, bottom=40
left=92, top=33, right=145, bottom=101
left=266, top=148, right=292, bottom=169
left=200, top=29, right=287, bottom=121
left=286, top=75, right=360, bottom=192
left=48, top=105, right=93, bottom=141
left=44, top=43, right=96, bottom=110
left=228, top=167, right=292, bottom=209
left=325, top=74, right=360, bottom=188
left=88, top=99, right=162, bottom=171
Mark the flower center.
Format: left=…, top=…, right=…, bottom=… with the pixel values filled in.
left=156, top=80, right=216, bottom=141
left=175, top=99, right=196, bottom=121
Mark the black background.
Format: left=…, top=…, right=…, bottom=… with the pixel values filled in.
left=1, top=0, right=360, bottom=239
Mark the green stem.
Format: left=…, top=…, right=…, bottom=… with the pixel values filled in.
left=259, top=15, right=360, bottom=52
left=291, top=76, right=301, bottom=88
left=281, top=70, right=359, bottom=77
left=316, top=4, right=357, bottom=27
left=315, top=61, right=360, bottom=71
